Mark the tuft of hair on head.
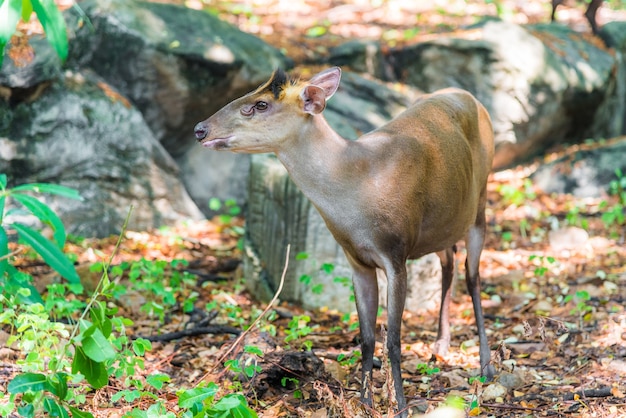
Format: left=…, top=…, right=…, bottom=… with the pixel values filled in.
left=267, top=68, right=289, bottom=99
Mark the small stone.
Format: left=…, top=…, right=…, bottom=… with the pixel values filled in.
left=482, top=383, right=508, bottom=401
left=498, top=371, right=524, bottom=389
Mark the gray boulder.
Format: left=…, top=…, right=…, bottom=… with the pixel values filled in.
left=330, top=21, right=624, bottom=169
left=243, top=72, right=442, bottom=312
left=531, top=136, right=626, bottom=198
left=390, top=21, right=621, bottom=169
left=0, top=36, right=61, bottom=94
left=66, top=0, right=292, bottom=212
left=0, top=71, right=203, bottom=237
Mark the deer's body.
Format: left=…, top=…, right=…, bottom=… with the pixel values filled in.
left=194, top=68, right=495, bottom=417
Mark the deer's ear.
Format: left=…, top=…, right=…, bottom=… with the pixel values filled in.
left=308, top=67, right=341, bottom=100
left=300, top=85, right=326, bottom=115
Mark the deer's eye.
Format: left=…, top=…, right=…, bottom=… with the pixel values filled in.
left=255, top=101, right=268, bottom=111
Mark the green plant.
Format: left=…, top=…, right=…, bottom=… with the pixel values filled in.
left=529, top=254, right=557, bottom=278
left=209, top=198, right=243, bottom=226
left=497, top=179, right=536, bottom=207
left=177, top=382, right=258, bottom=418
left=565, top=203, right=590, bottom=230
left=281, top=377, right=302, bottom=399
left=337, top=350, right=361, bottom=367
left=1, top=207, right=167, bottom=417
left=415, top=362, right=440, bottom=376
left=599, top=169, right=626, bottom=233
left=564, top=290, right=593, bottom=328
left=94, top=257, right=198, bottom=323
left=0, top=175, right=83, bottom=303
left=284, top=314, right=315, bottom=351
left=0, top=0, right=68, bottom=67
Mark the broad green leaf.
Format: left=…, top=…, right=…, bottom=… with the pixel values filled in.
left=0, top=173, right=7, bottom=189
left=46, top=372, right=69, bottom=400
left=177, top=384, right=219, bottom=409
left=43, top=397, right=69, bottom=418
left=68, top=406, right=94, bottom=418
left=72, top=347, right=109, bottom=389
left=0, top=227, right=9, bottom=277
left=21, top=0, right=33, bottom=21
left=5, top=269, right=44, bottom=304
left=12, top=223, right=80, bottom=283
left=29, top=0, right=68, bottom=62
left=17, top=404, right=35, bottom=418
left=12, top=183, right=82, bottom=200
left=0, top=194, right=5, bottom=223
left=12, top=193, right=66, bottom=248
left=82, top=325, right=116, bottom=362
left=89, top=302, right=112, bottom=338
left=7, top=373, right=47, bottom=394
left=0, top=0, right=21, bottom=68
left=146, top=373, right=170, bottom=390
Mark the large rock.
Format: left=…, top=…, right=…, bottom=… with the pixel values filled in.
left=66, top=0, right=292, bottom=212
left=330, top=21, right=625, bottom=169
left=531, top=136, right=626, bottom=198
left=243, top=72, right=442, bottom=311
left=0, top=71, right=203, bottom=237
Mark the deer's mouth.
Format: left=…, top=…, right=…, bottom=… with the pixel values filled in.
left=201, top=136, right=234, bottom=150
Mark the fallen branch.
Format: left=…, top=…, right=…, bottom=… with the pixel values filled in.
left=135, top=325, right=241, bottom=342
left=563, top=386, right=613, bottom=400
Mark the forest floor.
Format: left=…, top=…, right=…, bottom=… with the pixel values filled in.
left=3, top=0, right=626, bottom=417
left=54, top=164, right=625, bottom=418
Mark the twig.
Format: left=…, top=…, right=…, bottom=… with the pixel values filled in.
left=482, top=403, right=542, bottom=412
left=0, top=247, right=23, bottom=261
left=195, top=244, right=291, bottom=385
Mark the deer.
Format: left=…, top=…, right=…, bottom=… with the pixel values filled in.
left=551, top=0, right=603, bottom=34
left=194, top=67, right=495, bottom=417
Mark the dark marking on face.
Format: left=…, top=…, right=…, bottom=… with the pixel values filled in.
left=255, top=69, right=289, bottom=99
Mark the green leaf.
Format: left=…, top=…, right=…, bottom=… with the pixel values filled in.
left=12, top=183, right=82, bottom=200
left=17, top=404, right=35, bottom=418
left=146, top=373, right=170, bottom=390
left=0, top=0, right=21, bottom=68
left=12, top=193, right=67, bottom=248
left=5, top=269, right=44, bottom=304
left=72, top=347, right=109, bottom=389
left=29, top=0, right=68, bottom=62
left=21, top=0, right=33, bottom=21
left=0, top=173, right=7, bottom=189
left=177, top=384, right=219, bottom=409
left=46, top=372, right=69, bottom=400
left=243, top=345, right=264, bottom=357
left=0, top=227, right=9, bottom=277
left=8, top=373, right=47, bottom=394
left=12, top=223, right=80, bottom=283
left=82, top=325, right=116, bottom=362
left=68, top=406, right=94, bottom=418
left=208, top=197, right=221, bottom=211
left=43, top=396, right=70, bottom=418
left=89, top=302, right=113, bottom=338
left=305, top=25, right=327, bottom=38
left=132, top=337, right=152, bottom=356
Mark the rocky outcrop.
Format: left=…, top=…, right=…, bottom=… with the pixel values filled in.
left=531, top=136, right=626, bottom=198
left=330, top=21, right=626, bottom=169
left=65, top=0, right=292, bottom=212
left=0, top=0, right=293, bottom=236
left=0, top=70, right=203, bottom=237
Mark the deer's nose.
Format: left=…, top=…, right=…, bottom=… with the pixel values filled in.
left=194, top=122, right=209, bottom=140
